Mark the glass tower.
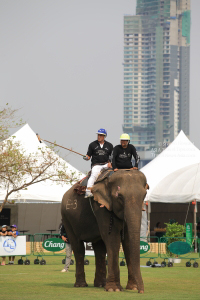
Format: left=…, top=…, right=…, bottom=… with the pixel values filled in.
left=123, top=0, right=190, bottom=151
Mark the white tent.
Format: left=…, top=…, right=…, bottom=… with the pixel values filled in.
left=148, top=163, right=200, bottom=251
left=0, top=124, right=85, bottom=234
left=0, top=124, right=85, bottom=203
left=140, top=131, right=200, bottom=240
left=149, top=163, right=200, bottom=203
left=141, top=130, right=200, bottom=200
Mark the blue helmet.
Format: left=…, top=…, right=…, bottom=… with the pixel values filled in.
left=96, top=128, right=107, bottom=136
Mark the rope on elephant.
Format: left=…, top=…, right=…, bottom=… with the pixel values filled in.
left=89, top=198, right=96, bottom=216
left=108, top=212, right=113, bottom=235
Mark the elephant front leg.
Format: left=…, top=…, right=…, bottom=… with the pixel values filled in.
left=122, top=212, right=144, bottom=293
left=92, top=240, right=107, bottom=287
left=104, top=234, right=123, bottom=291
left=73, top=241, right=88, bottom=287
left=122, top=227, right=138, bottom=291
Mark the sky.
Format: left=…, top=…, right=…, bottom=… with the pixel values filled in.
left=0, top=0, right=199, bottom=173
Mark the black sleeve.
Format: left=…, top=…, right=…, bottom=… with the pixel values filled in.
left=59, top=225, right=66, bottom=238
left=109, top=143, right=113, bottom=162
left=109, top=151, right=113, bottom=163
left=131, top=145, right=140, bottom=168
left=86, top=143, right=93, bottom=157
left=112, top=146, right=118, bottom=170
left=110, top=144, right=113, bottom=155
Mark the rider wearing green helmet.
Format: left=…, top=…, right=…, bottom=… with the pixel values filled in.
left=112, top=133, right=140, bottom=171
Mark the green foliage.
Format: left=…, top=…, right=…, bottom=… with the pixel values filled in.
left=164, top=222, right=185, bottom=238
left=164, top=222, right=186, bottom=257
left=0, top=104, right=24, bottom=141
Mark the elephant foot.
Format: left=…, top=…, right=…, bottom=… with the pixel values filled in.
left=74, top=281, right=88, bottom=287
left=104, top=282, right=123, bottom=292
left=126, top=282, right=144, bottom=293
left=126, top=282, right=137, bottom=291
left=94, top=279, right=106, bottom=288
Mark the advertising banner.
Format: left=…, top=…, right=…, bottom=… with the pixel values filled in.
left=85, top=242, right=94, bottom=256
left=0, top=236, right=26, bottom=256
left=42, top=238, right=66, bottom=252
left=186, top=223, right=193, bottom=245
left=140, top=241, right=150, bottom=254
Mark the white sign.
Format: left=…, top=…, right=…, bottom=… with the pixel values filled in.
left=0, top=236, right=26, bottom=256
left=84, top=242, right=94, bottom=256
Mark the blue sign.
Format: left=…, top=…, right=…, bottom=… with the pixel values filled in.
left=3, top=239, right=16, bottom=253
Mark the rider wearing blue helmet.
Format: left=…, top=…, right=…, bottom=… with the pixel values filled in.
left=84, top=128, right=113, bottom=198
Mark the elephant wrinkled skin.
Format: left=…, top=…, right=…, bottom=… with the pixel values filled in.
left=61, top=169, right=148, bottom=293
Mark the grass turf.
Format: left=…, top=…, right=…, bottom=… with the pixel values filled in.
left=1, top=255, right=200, bottom=300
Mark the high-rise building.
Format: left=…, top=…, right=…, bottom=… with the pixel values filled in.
left=123, top=0, right=190, bottom=152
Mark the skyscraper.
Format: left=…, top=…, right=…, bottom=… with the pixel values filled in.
left=123, top=0, right=190, bottom=151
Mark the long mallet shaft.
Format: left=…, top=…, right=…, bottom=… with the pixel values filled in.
left=36, top=134, right=85, bottom=157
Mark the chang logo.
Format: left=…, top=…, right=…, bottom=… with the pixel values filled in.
left=42, top=238, right=66, bottom=252
left=140, top=241, right=150, bottom=254
left=3, top=239, right=16, bottom=253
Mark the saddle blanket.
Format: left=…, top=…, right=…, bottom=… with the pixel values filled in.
left=74, top=168, right=114, bottom=195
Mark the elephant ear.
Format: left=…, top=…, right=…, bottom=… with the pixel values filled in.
left=91, top=179, right=112, bottom=211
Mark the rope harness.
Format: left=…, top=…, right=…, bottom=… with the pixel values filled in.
left=108, top=212, right=113, bottom=235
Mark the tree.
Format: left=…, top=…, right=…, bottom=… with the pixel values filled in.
left=0, top=104, right=24, bottom=142
left=164, top=222, right=186, bottom=257
left=0, top=105, right=80, bottom=212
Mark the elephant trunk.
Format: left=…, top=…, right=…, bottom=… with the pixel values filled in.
left=124, top=198, right=144, bottom=293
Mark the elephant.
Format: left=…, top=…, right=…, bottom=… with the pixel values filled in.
left=61, top=169, right=148, bottom=293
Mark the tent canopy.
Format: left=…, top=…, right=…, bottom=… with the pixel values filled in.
left=149, top=163, right=200, bottom=203
left=141, top=131, right=200, bottom=200
left=0, top=124, right=85, bottom=202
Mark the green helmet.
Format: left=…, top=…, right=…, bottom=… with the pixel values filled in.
left=120, top=133, right=130, bottom=141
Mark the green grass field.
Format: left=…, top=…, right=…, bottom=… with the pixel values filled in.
left=1, top=255, right=200, bottom=300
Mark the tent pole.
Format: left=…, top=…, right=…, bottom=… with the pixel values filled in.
left=147, top=201, right=151, bottom=239
left=194, top=200, right=197, bottom=253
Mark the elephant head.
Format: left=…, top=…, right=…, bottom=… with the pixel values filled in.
left=91, top=169, right=148, bottom=219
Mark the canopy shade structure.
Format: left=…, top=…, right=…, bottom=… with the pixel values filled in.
left=0, top=124, right=85, bottom=203
left=149, top=163, right=200, bottom=203
left=141, top=131, right=200, bottom=200
left=148, top=162, right=200, bottom=252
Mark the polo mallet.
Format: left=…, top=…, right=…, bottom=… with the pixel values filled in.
left=36, top=133, right=85, bottom=157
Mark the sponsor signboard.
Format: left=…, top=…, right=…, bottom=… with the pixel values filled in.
left=140, top=241, right=150, bottom=254
left=0, top=236, right=26, bottom=256
left=85, top=241, right=150, bottom=256
left=168, top=241, right=191, bottom=255
left=85, top=242, right=94, bottom=256
left=186, top=223, right=193, bottom=245
left=42, top=238, right=66, bottom=252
